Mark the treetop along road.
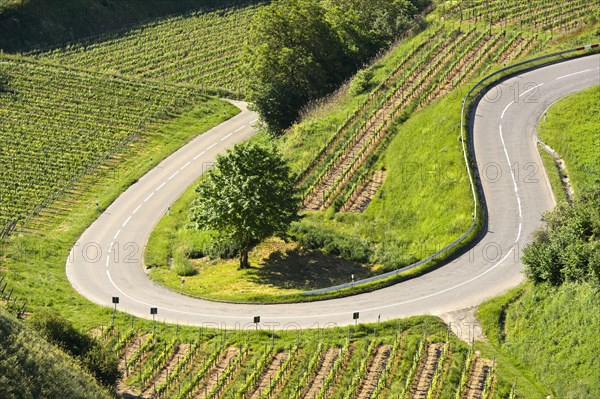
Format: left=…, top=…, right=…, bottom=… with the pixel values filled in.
left=67, top=55, right=600, bottom=329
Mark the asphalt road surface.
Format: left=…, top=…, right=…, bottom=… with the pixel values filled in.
left=67, top=55, right=600, bottom=329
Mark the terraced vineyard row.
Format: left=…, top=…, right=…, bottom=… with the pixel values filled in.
left=296, top=0, right=597, bottom=213
left=301, top=24, right=514, bottom=211
left=32, top=2, right=262, bottom=94
left=102, top=324, right=498, bottom=399
left=450, top=0, right=596, bottom=30
left=0, top=58, right=207, bottom=236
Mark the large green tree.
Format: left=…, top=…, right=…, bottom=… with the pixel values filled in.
left=522, top=188, right=600, bottom=286
left=189, top=142, right=299, bottom=269
left=246, top=0, right=430, bottom=134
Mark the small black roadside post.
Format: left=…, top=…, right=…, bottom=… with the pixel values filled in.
left=254, top=316, right=260, bottom=331
left=151, top=307, right=158, bottom=335
left=112, top=296, right=119, bottom=325
left=353, top=312, right=359, bottom=327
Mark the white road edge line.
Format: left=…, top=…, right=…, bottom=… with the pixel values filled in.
left=501, top=101, right=513, bottom=119
left=555, top=69, right=593, bottom=80
left=519, top=83, right=543, bottom=98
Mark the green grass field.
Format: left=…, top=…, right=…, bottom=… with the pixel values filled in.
left=538, top=85, right=600, bottom=194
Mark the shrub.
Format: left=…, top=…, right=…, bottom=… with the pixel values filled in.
left=349, top=69, right=374, bottom=95
left=291, top=223, right=372, bottom=263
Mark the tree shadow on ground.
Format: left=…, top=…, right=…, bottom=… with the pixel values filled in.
left=246, top=247, right=374, bottom=291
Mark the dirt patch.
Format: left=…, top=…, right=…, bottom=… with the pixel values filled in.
left=303, top=348, right=341, bottom=399
left=250, top=351, right=289, bottom=399
left=411, top=342, right=444, bottom=399
left=462, top=357, right=494, bottom=399
left=356, top=345, right=392, bottom=399
left=342, top=170, right=386, bottom=212
left=439, top=306, right=485, bottom=343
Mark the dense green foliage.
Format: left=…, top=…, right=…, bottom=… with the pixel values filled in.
left=0, top=308, right=113, bottom=399
left=190, top=142, right=299, bottom=268
left=33, top=1, right=262, bottom=94
left=0, top=57, right=227, bottom=236
left=522, top=188, right=600, bottom=286
left=29, top=311, right=120, bottom=387
left=246, top=0, right=430, bottom=133
left=538, top=85, right=600, bottom=192
left=0, top=0, right=255, bottom=52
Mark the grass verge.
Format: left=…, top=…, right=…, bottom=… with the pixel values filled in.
left=538, top=85, right=600, bottom=193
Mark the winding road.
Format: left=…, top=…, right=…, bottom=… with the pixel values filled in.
left=67, top=55, right=600, bottom=329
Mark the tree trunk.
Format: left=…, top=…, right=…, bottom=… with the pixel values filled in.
left=239, top=236, right=250, bottom=269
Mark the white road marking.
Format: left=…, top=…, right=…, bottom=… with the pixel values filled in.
left=207, top=143, right=217, bottom=150
left=156, top=182, right=166, bottom=191
left=132, top=205, right=142, bottom=215
left=501, top=101, right=513, bottom=119
left=144, top=192, right=154, bottom=202
left=499, top=124, right=523, bottom=242
left=122, top=216, right=132, bottom=227
left=193, top=151, right=206, bottom=160
left=234, top=125, right=245, bottom=132
left=220, top=133, right=233, bottom=141
left=168, top=171, right=179, bottom=180
left=113, top=230, right=121, bottom=240
left=106, top=256, right=110, bottom=267
left=519, top=83, right=543, bottom=98
left=181, top=161, right=191, bottom=170
left=250, top=118, right=258, bottom=124
left=109, top=242, right=114, bottom=251
left=555, top=69, right=593, bottom=80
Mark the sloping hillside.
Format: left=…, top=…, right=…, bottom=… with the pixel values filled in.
left=0, top=308, right=113, bottom=399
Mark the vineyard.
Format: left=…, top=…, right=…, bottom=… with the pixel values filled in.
left=96, top=318, right=505, bottom=399
left=0, top=57, right=223, bottom=236
left=31, top=2, right=263, bottom=95
left=295, top=0, right=598, bottom=212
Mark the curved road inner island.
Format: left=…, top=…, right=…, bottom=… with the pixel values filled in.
left=67, top=55, right=599, bottom=328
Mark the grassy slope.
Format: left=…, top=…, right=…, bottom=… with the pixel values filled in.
left=478, top=81, right=600, bottom=399
left=0, top=0, right=255, bottom=52
left=0, top=308, right=113, bottom=399
left=538, top=85, right=600, bottom=194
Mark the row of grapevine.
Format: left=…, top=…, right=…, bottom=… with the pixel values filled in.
left=32, top=3, right=263, bottom=93
left=0, top=57, right=204, bottom=236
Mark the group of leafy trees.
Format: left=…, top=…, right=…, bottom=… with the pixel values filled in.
left=522, top=187, right=600, bottom=286
left=246, top=0, right=431, bottom=134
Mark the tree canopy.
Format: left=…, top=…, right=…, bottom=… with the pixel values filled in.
left=246, top=0, right=430, bottom=134
left=522, top=188, right=600, bottom=286
left=189, top=142, right=299, bottom=269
